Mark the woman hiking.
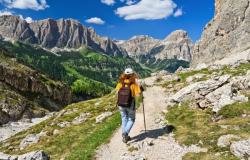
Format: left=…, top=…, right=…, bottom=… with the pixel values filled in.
left=116, top=68, right=141, bottom=143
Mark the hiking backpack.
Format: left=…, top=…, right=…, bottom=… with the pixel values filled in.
left=118, top=82, right=133, bottom=108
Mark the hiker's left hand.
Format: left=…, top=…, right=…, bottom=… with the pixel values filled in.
left=140, top=86, right=144, bottom=92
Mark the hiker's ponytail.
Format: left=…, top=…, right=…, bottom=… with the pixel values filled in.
left=119, top=73, right=138, bottom=84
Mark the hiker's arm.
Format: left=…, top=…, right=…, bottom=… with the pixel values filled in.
left=134, top=84, right=142, bottom=97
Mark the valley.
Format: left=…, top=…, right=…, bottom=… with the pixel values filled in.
left=0, top=0, right=250, bottom=159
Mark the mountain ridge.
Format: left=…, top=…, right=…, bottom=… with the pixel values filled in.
left=0, top=15, right=126, bottom=57
left=117, top=30, right=193, bottom=63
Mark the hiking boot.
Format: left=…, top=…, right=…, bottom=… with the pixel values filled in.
left=122, top=133, right=131, bottom=143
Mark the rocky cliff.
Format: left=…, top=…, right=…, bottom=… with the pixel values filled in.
left=118, top=30, right=193, bottom=62
left=153, top=30, right=193, bottom=62
left=192, top=0, right=250, bottom=67
left=0, top=48, right=72, bottom=124
left=0, top=54, right=72, bottom=105
left=0, top=15, right=125, bottom=56
left=118, top=35, right=160, bottom=61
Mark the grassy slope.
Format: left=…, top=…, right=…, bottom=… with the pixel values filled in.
left=0, top=93, right=119, bottom=159
left=163, top=63, right=250, bottom=160
left=166, top=102, right=250, bottom=160
left=0, top=91, right=144, bottom=159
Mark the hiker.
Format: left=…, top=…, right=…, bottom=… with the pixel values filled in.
left=116, top=68, right=141, bottom=143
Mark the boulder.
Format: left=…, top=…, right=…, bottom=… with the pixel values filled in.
left=0, top=152, right=17, bottom=160
left=57, top=121, right=71, bottom=128
left=168, top=74, right=249, bottom=112
left=0, top=150, right=49, bottom=160
left=230, top=139, right=250, bottom=159
left=18, top=150, right=49, bottom=160
left=53, top=129, right=60, bottom=135
left=217, top=134, right=241, bottom=147
left=169, top=75, right=231, bottom=103
left=178, top=67, right=191, bottom=73
left=186, top=74, right=206, bottom=83
left=72, top=112, right=91, bottom=125
left=96, top=112, right=113, bottom=123
left=231, top=72, right=250, bottom=90
left=194, top=63, right=208, bottom=71
left=204, top=83, right=248, bottom=112
left=20, top=132, right=47, bottom=150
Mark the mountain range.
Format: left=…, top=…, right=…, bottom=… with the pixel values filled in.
left=0, top=15, right=125, bottom=56
left=117, top=30, right=192, bottom=62
left=1, top=0, right=250, bottom=159
left=0, top=15, right=193, bottom=125
left=0, top=15, right=192, bottom=69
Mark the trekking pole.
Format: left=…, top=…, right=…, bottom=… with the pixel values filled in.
left=141, top=90, right=147, bottom=133
left=137, top=74, right=147, bottom=133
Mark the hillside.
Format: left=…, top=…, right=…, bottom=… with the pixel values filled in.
left=1, top=0, right=250, bottom=159
left=0, top=47, right=72, bottom=126
left=1, top=61, right=250, bottom=160
left=0, top=40, right=150, bottom=99
left=0, top=92, right=120, bottom=159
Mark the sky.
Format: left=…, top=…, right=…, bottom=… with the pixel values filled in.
left=0, top=0, right=215, bottom=42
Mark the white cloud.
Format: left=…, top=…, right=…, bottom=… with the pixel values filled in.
left=0, top=9, right=13, bottom=16
left=25, top=16, right=33, bottom=23
left=101, top=0, right=115, bottom=5
left=85, top=17, right=105, bottom=25
left=116, top=0, right=178, bottom=20
left=125, top=0, right=136, bottom=5
left=18, top=15, right=33, bottom=23
left=120, top=0, right=137, bottom=5
left=174, top=8, right=183, bottom=17
left=0, top=0, right=49, bottom=10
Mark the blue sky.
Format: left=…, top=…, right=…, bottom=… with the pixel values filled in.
left=0, top=0, right=214, bottom=42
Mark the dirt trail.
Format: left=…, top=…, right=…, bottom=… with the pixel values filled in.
left=95, top=79, right=205, bottom=160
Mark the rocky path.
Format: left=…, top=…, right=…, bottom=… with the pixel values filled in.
left=95, top=80, right=205, bottom=160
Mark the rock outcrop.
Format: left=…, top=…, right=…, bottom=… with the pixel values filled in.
left=0, top=150, right=49, bottom=160
left=0, top=48, right=72, bottom=125
left=192, top=0, right=250, bottom=67
left=117, top=30, right=193, bottom=62
left=0, top=81, right=47, bottom=125
left=168, top=73, right=250, bottom=112
left=0, top=15, right=125, bottom=56
left=230, top=139, right=250, bottom=159
left=96, top=112, right=113, bottom=123
left=20, top=132, right=47, bottom=150
left=217, top=134, right=241, bottom=147
left=0, top=54, right=72, bottom=106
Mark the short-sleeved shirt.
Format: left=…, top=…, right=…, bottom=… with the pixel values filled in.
left=115, top=79, right=141, bottom=97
